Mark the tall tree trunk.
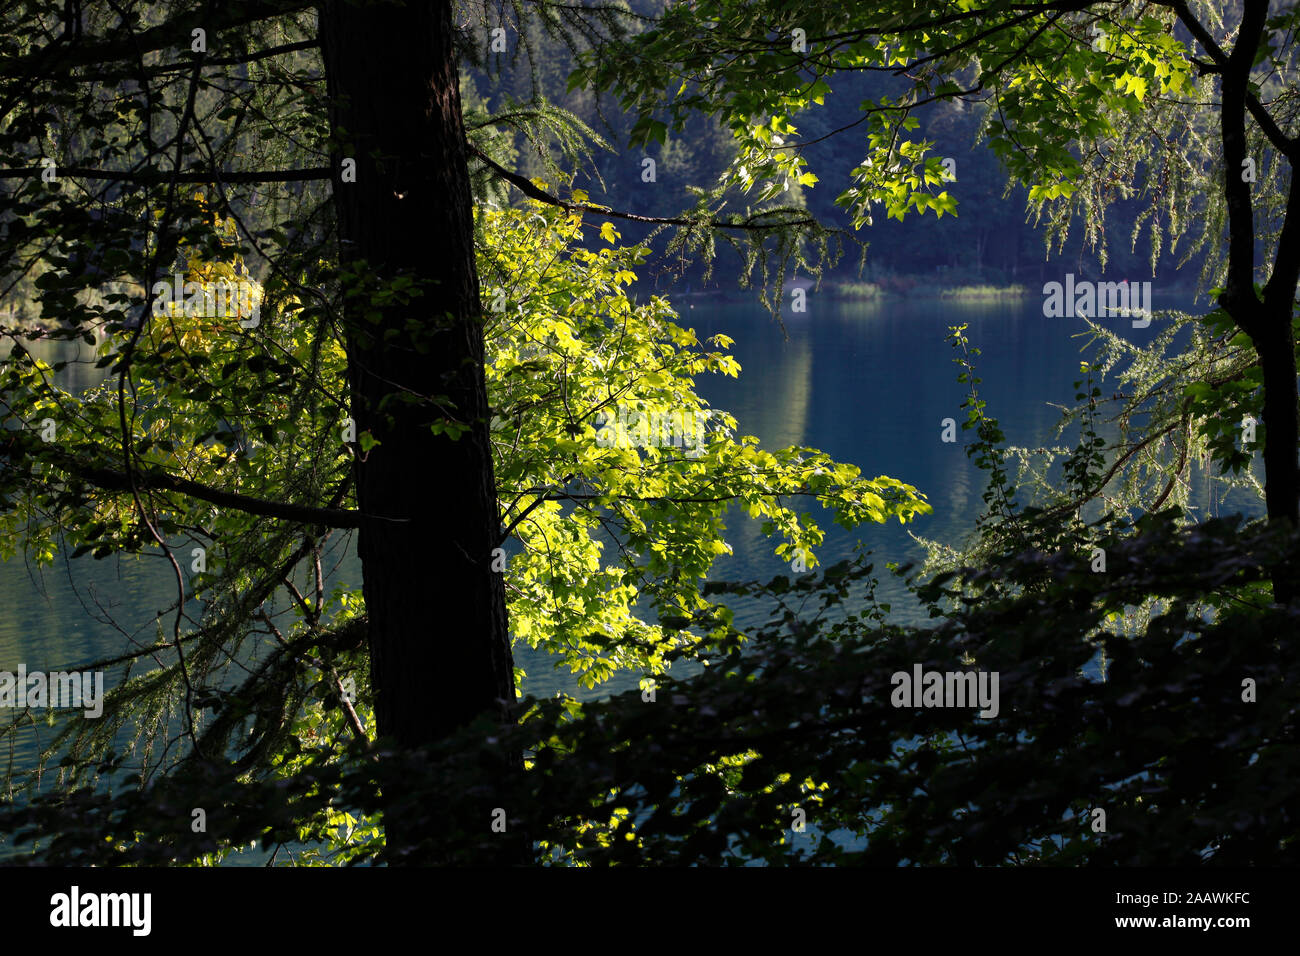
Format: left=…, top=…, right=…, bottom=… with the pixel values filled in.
left=1253, top=311, right=1300, bottom=603
left=1217, top=1, right=1299, bottom=602
left=319, top=0, right=517, bottom=858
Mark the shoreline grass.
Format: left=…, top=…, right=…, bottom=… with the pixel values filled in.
left=830, top=281, right=885, bottom=299
left=938, top=284, right=1028, bottom=300
left=828, top=280, right=1032, bottom=300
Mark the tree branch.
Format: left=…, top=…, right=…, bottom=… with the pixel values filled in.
left=70, top=39, right=320, bottom=84
left=1208, top=0, right=1269, bottom=329
left=0, top=1, right=315, bottom=80
left=31, top=446, right=382, bottom=529
left=467, top=144, right=816, bottom=231
left=0, top=164, right=331, bottom=183
left=1162, top=0, right=1297, bottom=159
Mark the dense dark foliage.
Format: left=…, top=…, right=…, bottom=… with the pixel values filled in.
left=4, top=506, right=1295, bottom=865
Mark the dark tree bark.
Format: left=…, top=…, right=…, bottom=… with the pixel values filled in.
left=1216, top=0, right=1300, bottom=602
left=1257, top=324, right=1300, bottom=514
left=1249, top=303, right=1300, bottom=604
left=318, top=0, right=518, bottom=857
